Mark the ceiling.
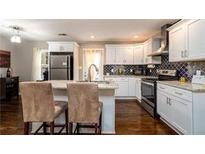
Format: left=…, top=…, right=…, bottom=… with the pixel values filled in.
left=0, top=19, right=177, bottom=43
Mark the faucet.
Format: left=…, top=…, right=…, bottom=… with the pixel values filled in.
left=87, top=64, right=99, bottom=82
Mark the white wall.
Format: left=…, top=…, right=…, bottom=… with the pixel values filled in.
left=15, top=40, right=47, bottom=81
left=0, top=34, right=48, bottom=81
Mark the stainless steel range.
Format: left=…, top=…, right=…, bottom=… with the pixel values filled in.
left=141, top=69, right=178, bottom=118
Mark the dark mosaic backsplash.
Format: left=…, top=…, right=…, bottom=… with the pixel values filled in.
left=104, top=55, right=205, bottom=81
left=146, top=55, right=188, bottom=77
left=104, top=65, right=146, bottom=75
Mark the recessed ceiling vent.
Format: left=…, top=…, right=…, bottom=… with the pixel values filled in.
left=58, top=33, right=67, bottom=36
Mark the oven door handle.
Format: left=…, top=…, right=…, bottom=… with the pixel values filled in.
left=141, top=81, right=154, bottom=87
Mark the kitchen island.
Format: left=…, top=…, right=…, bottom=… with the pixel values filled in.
left=32, top=80, right=118, bottom=134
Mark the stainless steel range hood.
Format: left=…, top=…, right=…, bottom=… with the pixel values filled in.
left=148, top=24, right=172, bottom=56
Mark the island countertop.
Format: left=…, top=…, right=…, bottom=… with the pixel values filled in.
left=157, top=80, right=205, bottom=92
left=44, top=80, right=118, bottom=90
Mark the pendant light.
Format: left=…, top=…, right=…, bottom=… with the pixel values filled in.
left=10, top=26, right=22, bottom=43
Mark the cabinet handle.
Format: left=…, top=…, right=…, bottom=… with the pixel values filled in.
left=174, top=91, right=183, bottom=96
left=185, top=50, right=189, bottom=57
left=181, top=51, right=184, bottom=58
left=159, top=86, right=165, bottom=89
left=168, top=98, right=171, bottom=105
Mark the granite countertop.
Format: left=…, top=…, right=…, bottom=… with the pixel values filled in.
left=45, top=80, right=118, bottom=90
left=104, top=75, right=158, bottom=79
left=157, top=80, right=205, bottom=92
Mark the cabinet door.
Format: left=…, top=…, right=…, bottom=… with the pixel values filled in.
left=106, top=47, right=116, bottom=64
left=135, top=79, right=141, bottom=100
left=186, top=19, right=205, bottom=60
left=49, top=43, right=74, bottom=52
left=169, top=25, right=186, bottom=62
left=170, top=97, right=192, bottom=134
left=157, top=90, right=171, bottom=121
left=128, top=78, right=136, bottom=96
left=115, top=81, right=129, bottom=96
left=134, top=45, right=144, bottom=64
left=115, top=47, right=133, bottom=64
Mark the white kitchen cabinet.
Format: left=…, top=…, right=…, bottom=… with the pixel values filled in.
left=104, top=76, right=139, bottom=98
left=157, top=90, right=172, bottom=123
left=143, top=39, right=161, bottom=64
left=186, top=20, right=205, bottom=60
left=105, top=46, right=116, bottom=64
left=105, top=45, right=134, bottom=65
left=135, top=78, right=141, bottom=101
left=48, top=42, right=75, bottom=52
left=128, top=78, right=136, bottom=96
left=133, top=45, right=144, bottom=64
left=168, top=19, right=205, bottom=62
left=169, top=24, right=186, bottom=62
left=115, top=80, right=129, bottom=97
left=115, top=47, right=134, bottom=64
left=170, top=96, right=192, bottom=134
left=157, top=83, right=192, bottom=134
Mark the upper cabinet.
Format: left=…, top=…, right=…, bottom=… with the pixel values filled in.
left=105, top=46, right=116, bottom=64
left=48, top=42, right=77, bottom=52
left=133, top=44, right=144, bottom=65
left=115, top=46, right=134, bottom=64
left=105, top=41, right=161, bottom=65
left=169, top=24, right=186, bottom=62
left=143, top=38, right=161, bottom=64
left=168, top=19, right=205, bottom=62
left=186, top=20, right=205, bottom=60
left=105, top=45, right=134, bottom=65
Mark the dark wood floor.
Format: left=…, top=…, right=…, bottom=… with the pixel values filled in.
left=0, top=98, right=176, bottom=135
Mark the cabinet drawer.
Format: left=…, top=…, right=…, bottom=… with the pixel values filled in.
left=158, top=83, right=192, bottom=102
left=170, top=87, right=192, bottom=102
left=157, top=83, right=170, bottom=93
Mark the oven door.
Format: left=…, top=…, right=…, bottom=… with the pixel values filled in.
left=141, top=81, right=155, bottom=107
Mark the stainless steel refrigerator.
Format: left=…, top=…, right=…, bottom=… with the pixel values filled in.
left=49, top=52, right=73, bottom=80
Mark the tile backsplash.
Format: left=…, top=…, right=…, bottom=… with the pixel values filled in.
left=104, top=55, right=205, bottom=81
left=104, top=65, right=145, bottom=75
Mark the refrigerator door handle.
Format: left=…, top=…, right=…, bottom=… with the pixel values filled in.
left=67, top=56, right=71, bottom=80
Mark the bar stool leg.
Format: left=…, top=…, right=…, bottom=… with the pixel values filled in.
left=99, top=113, right=102, bottom=134
left=94, top=123, right=98, bottom=134
left=24, top=122, right=29, bottom=135
left=43, top=122, right=47, bottom=135
left=65, top=109, right=68, bottom=134
left=69, top=122, right=73, bottom=135
left=50, top=121, right=54, bottom=135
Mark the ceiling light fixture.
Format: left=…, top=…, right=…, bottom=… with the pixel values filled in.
left=10, top=26, right=21, bottom=43
left=133, top=35, right=139, bottom=39
left=90, top=35, right=95, bottom=39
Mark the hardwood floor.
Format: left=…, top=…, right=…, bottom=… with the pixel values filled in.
left=0, top=98, right=176, bottom=135
left=115, top=100, right=176, bottom=135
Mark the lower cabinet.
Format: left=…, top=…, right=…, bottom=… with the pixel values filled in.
left=157, top=84, right=192, bottom=134
left=128, top=78, right=136, bottom=96
left=115, top=81, right=129, bottom=96
left=105, top=77, right=141, bottom=98
left=135, top=78, right=141, bottom=101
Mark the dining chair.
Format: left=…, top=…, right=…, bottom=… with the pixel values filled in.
left=67, top=82, right=102, bottom=134
left=20, top=82, right=68, bottom=135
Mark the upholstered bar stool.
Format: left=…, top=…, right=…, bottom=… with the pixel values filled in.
left=67, top=83, right=102, bottom=135
left=20, top=82, right=68, bottom=135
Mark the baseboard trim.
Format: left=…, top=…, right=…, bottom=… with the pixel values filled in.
left=160, top=117, right=181, bottom=135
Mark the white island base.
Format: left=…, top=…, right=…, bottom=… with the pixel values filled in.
left=31, top=81, right=117, bottom=134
